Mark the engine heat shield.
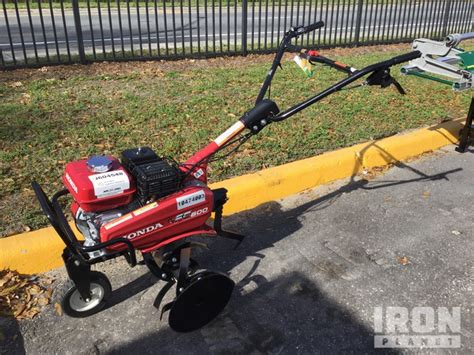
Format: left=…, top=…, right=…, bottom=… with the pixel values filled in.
left=63, top=157, right=136, bottom=212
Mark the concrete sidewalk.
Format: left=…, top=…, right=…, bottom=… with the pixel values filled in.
left=2, top=145, right=473, bottom=354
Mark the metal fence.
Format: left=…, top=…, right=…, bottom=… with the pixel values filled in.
left=1, top=0, right=473, bottom=69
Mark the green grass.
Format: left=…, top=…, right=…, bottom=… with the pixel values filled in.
left=0, top=46, right=472, bottom=236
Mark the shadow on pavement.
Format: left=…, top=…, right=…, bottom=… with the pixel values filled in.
left=0, top=315, right=25, bottom=355
left=108, top=272, right=390, bottom=354
left=106, top=271, right=157, bottom=309
left=104, top=160, right=462, bottom=353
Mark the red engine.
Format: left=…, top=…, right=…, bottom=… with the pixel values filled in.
left=63, top=157, right=136, bottom=212
left=63, top=147, right=214, bottom=256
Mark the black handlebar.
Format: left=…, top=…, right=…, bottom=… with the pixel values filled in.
left=255, top=19, right=421, bottom=118
left=256, top=21, right=326, bottom=103
left=289, top=21, right=325, bottom=38
left=272, top=50, right=421, bottom=121
left=382, top=50, right=422, bottom=67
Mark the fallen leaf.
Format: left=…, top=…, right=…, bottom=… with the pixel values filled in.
left=28, top=285, right=41, bottom=295
left=0, top=284, right=21, bottom=297
left=0, top=278, right=7, bottom=288
left=13, top=303, right=27, bottom=318
left=54, top=302, right=63, bottom=316
left=37, top=298, right=49, bottom=306
left=397, top=256, right=410, bottom=266
left=422, top=191, right=430, bottom=198
left=0, top=269, right=52, bottom=320
left=23, top=307, right=40, bottom=319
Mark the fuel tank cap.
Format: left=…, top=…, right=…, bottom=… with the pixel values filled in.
left=87, top=155, right=113, bottom=173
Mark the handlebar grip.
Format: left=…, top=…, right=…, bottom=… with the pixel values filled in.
left=286, top=44, right=303, bottom=52
left=387, top=50, right=421, bottom=66
left=300, top=21, right=325, bottom=35
left=292, top=21, right=325, bottom=37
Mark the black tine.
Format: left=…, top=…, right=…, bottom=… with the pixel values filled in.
left=160, top=301, right=174, bottom=321
left=154, top=281, right=175, bottom=311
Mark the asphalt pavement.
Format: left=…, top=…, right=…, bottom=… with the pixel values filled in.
left=1, top=144, right=473, bottom=354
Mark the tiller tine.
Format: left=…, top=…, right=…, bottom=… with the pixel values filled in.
left=212, top=191, right=245, bottom=249
left=153, top=246, right=235, bottom=332
left=218, top=230, right=245, bottom=250
left=160, top=301, right=174, bottom=321
left=154, top=281, right=175, bottom=312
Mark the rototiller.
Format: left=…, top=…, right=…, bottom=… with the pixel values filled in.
left=33, top=21, right=423, bottom=332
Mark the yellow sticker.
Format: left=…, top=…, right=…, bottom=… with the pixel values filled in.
left=103, top=213, right=133, bottom=230
left=133, top=202, right=159, bottom=216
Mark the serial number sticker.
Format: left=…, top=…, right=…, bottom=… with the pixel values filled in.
left=133, top=202, right=159, bottom=216
left=176, top=190, right=206, bottom=210
left=103, top=213, right=133, bottom=230
left=88, top=170, right=130, bottom=198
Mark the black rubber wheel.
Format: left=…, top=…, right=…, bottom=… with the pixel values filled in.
left=168, top=271, right=234, bottom=332
left=61, top=271, right=112, bottom=318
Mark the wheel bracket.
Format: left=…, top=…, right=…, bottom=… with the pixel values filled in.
left=62, top=248, right=92, bottom=301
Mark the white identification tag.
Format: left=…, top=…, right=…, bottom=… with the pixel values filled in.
left=88, top=170, right=130, bottom=198
left=176, top=190, right=206, bottom=210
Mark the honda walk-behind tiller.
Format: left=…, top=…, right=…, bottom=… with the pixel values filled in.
left=32, top=21, right=422, bottom=332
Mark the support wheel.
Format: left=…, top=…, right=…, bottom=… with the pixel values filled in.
left=61, top=271, right=112, bottom=318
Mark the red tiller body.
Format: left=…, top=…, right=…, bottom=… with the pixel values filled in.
left=100, top=185, right=214, bottom=252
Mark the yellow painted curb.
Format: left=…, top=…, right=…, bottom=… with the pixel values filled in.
left=0, top=118, right=463, bottom=274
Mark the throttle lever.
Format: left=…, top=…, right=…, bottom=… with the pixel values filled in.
left=365, top=68, right=406, bottom=95
left=391, top=78, right=406, bottom=95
